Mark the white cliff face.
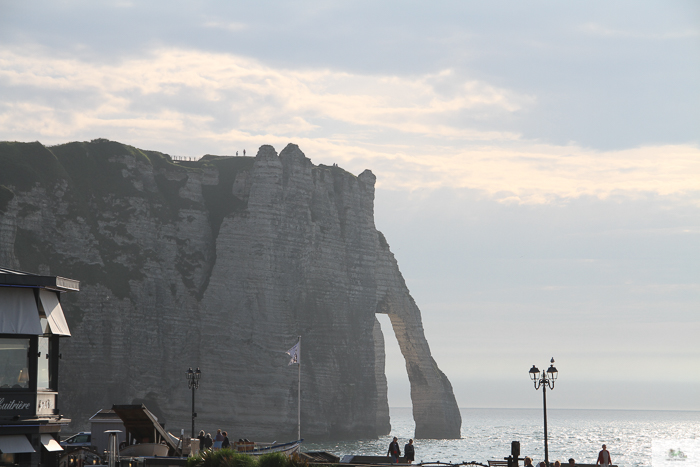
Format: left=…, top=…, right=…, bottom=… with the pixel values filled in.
left=0, top=140, right=461, bottom=440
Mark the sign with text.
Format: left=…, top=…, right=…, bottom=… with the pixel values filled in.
left=36, top=393, right=56, bottom=415
left=0, top=393, right=34, bottom=416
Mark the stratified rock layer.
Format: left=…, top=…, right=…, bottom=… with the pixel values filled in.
left=0, top=139, right=461, bottom=440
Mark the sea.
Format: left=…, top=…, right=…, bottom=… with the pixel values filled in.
left=303, top=408, right=700, bottom=467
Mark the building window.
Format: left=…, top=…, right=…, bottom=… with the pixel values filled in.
left=1, top=453, right=15, bottom=466
left=37, top=336, right=50, bottom=390
left=0, top=338, right=30, bottom=389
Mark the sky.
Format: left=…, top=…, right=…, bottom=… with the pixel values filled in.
left=1, top=1, right=698, bottom=411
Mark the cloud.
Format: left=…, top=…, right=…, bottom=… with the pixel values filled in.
left=1, top=47, right=698, bottom=203
left=0, top=48, right=523, bottom=136
left=293, top=140, right=700, bottom=203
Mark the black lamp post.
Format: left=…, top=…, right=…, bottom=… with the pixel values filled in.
left=186, top=367, right=201, bottom=439
left=529, top=358, right=558, bottom=467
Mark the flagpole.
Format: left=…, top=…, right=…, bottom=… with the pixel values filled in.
left=297, top=335, right=301, bottom=441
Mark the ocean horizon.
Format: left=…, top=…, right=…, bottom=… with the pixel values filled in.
left=391, top=407, right=700, bottom=413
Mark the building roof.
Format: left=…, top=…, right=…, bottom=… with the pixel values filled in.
left=89, top=409, right=122, bottom=421
left=0, top=267, right=79, bottom=292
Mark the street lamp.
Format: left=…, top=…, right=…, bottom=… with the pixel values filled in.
left=529, top=358, right=558, bottom=467
left=186, top=367, right=201, bottom=439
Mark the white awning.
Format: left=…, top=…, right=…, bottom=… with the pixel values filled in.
left=0, top=435, right=36, bottom=453
left=40, top=434, right=63, bottom=452
left=0, top=288, right=42, bottom=335
left=39, top=289, right=71, bottom=336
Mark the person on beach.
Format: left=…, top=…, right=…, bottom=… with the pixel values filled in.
left=568, top=459, right=576, bottom=467
left=596, top=444, right=612, bottom=466
left=204, top=433, right=213, bottom=450
left=524, top=457, right=533, bottom=467
left=197, top=431, right=206, bottom=452
left=388, top=437, right=401, bottom=463
left=213, top=429, right=224, bottom=450
left=222, top=431, right=230, bottom=449
left=404, top=439, right=415, bottom=464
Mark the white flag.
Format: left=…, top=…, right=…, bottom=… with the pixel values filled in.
left=286, top=341, right=300, bottom=365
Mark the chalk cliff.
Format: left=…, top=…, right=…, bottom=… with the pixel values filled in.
left=0, top=139, right=461, bottom=440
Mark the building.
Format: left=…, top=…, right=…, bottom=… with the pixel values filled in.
left=0, top=267, right=79, bottom=467
left=88, top=409, right=126, bottom=455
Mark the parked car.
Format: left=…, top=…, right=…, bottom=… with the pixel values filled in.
left=60, top=432, right=92, bottom=448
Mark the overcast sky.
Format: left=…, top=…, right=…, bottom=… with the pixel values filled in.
left=1, top=1, right=698, bottom=411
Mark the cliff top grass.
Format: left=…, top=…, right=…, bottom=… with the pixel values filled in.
left=0, top=141, right=70, bottom=192
left=0, top=138, right=259, bottom=300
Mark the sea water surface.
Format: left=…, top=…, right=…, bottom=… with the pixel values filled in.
left=303, top=408, right=700, bottom=467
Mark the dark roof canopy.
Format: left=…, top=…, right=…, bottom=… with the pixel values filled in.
left=111, top=405, right=178, bottom=453
left=0, top=267, right=79, bottom=292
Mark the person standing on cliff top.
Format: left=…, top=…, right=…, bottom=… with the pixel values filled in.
left=388, top=437, right=401, bottom=463
left=404, top=439, right=415, bottom=464
left=596, top=444, right=612, bottom=466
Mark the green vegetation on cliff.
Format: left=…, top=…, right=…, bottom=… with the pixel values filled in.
left=0, top=138, right=255, bottom=300
left=198, top=155, right=254, bottom=238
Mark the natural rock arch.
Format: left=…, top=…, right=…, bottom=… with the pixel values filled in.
left=374, top=243, right=462, bottom=439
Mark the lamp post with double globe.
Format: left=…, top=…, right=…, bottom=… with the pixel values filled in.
left=529, top=358, right=558, bottom=467
left=186, top=367, right=201, bottom=439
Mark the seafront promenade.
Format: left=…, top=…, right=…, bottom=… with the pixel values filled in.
left=302, top=407, right=700, bottom=467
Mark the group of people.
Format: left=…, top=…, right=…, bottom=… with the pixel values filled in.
left=525, top=457, right=577, bottom=467
left=386, top=440, right=611, bottom=467
left=197, top=429, right=231, bottom=451
left=523, top=444, right=613, bottom=467
left=387, top=437, right=415, bottom=464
